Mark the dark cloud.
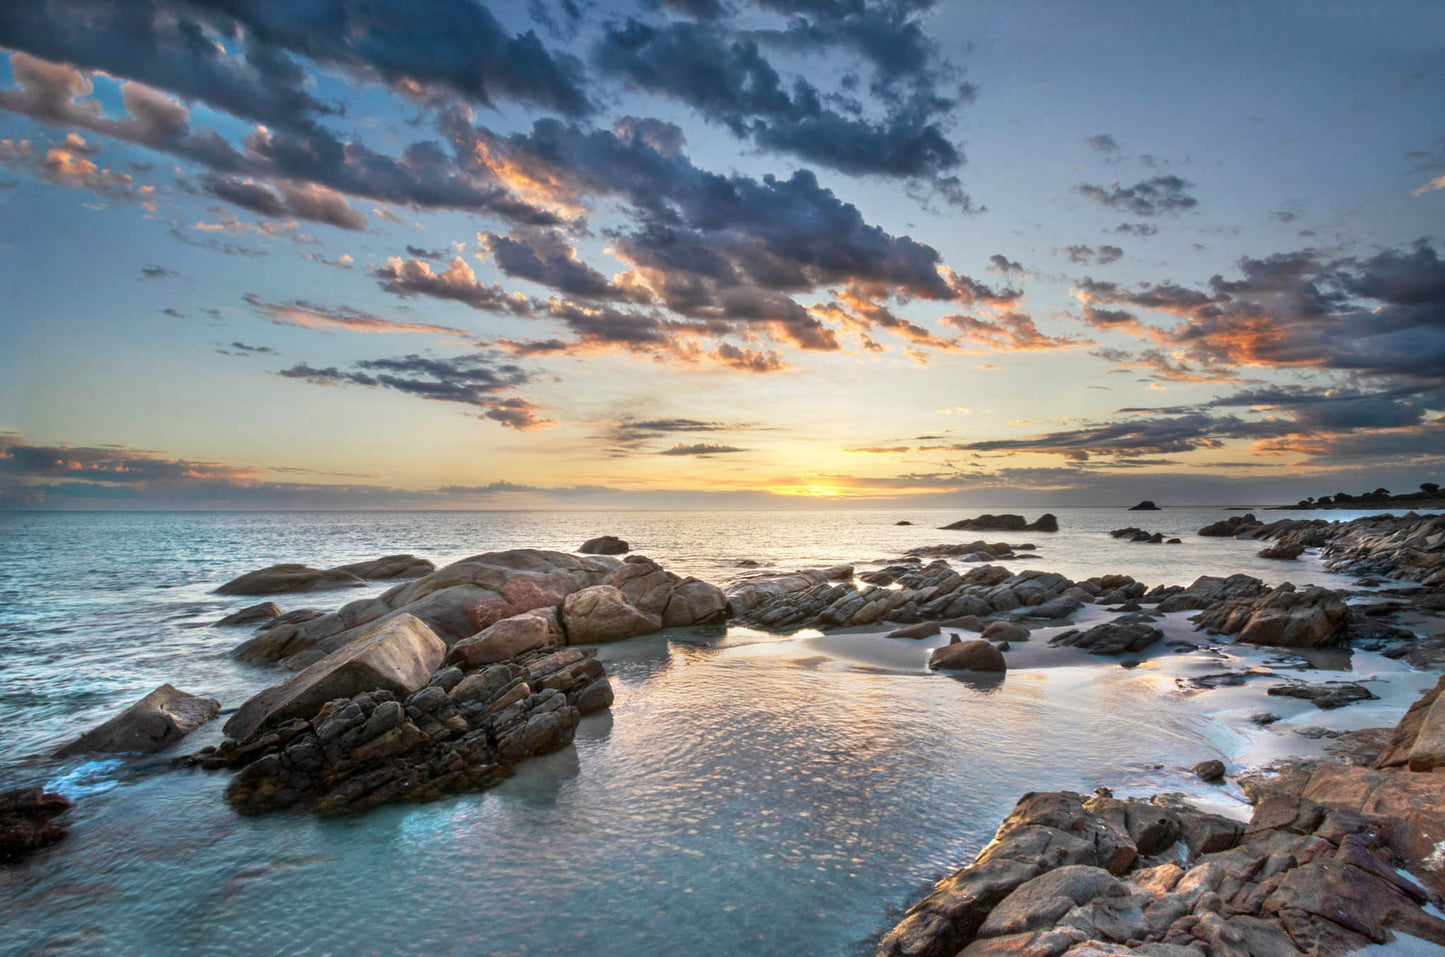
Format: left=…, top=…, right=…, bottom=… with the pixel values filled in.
left=405, top=245, right=447, bottom=261
left=1085, top=133, right=1119, bottom=153
left=140, top=264, right=177, bottom=279
left=957, top=413, right=1286, bottom=461
left=1113, top=223, right=1158, bottom=236
left=373, top=257, right=533, bottom=316
left=479, top=227, right=647, bottom=301
left=202, top=174, right=365, bottom=230
left=243, top=292, right=474, bottom=338
left=988, top=254, right=1024, bottom=276
left=1077, top=175, right=1197, bottom=216
left=1064, top=244, right=1123, bottom=266
left=277, top=352, right=551, bottom=429
left=591, top=2, right=972, bottom=197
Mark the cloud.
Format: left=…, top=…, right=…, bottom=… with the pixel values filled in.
left=941, top=311, right=1089, bottom=352
left=216, top=341, right=277, bottom=357
left=658, top=442, right=747, bottom=456
left=988, top=254, right=1024, bottom=276
left=1113, top=223, right=1158, bottom=236
left=243, top=293, right=474, bottom=338
left=276, top=352, right=552, bottom=429
left=479, top=227, right=647, bottom=301
left=1064, top=244, right=1123, bottom=265
left=1413, top=174, right=1445, bottom=196
left=202, top=175, right=366, bottom=230
left=1077, top=175, right=1197, bottom=216
left=0, top=134, right=155, bottom=207
left=1085, top=133, right=1119, bottom=153
left=374, top=257, right=533, bottom=315
left=956, top=413, right=1284, bottom=461
left=140, top=264, right=176, bottom=279
left=405, top=245, right=447, bottom=261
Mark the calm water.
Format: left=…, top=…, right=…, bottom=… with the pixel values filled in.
left=0, top=507, right=1427, bottom=955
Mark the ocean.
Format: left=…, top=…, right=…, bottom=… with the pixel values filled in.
left=0, top=506, right=1433, bottom=955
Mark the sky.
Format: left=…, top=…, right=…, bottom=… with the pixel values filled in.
left=0, top=0, right=1443, bottom=509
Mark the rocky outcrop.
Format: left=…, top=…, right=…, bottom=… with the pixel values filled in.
left=1267, top=681, right=1377, bottom=710
left=332, top=555, right=435, bottom=580
left=1376, top=674, right=1445, bottom=772
left=56, top=684, right=219, bottom=757
left=224, top=614, right=446, bottom=743
left=1050, top=618, right=1163, bottom=656
left=216, top=601, right=281, bottom=626
left=904, top=541, right=1034, bottom=562
left=1193, top=583, right=1351, bottom=648
left=1146, top=573, right=1270, bottom=613
left=578, top=535, right=629, bottom=555
left=213, top=646, right=613, bottom=816
left=929, top=639, right=1006, bottom=673
left=941, top=514, right=1059, bottom=533
left=0, top=788, right=71, bottom=861
left=877, top=780, right=1445, bottom=957
left=1198, top=513, right=1266, bottom=537
left=1110, top=527, right=1177, bottom=544
left=1129, top=500, right=1161, bottom=511
left=230, top=550, right=722, bottom=669
left=560, top=585, right=660, bottom=643
left=728, top=563, right=1087, bottom=633
left=1259, top=542, right=1305, bottom=560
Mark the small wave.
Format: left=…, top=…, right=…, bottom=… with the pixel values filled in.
left=47, top=758, right=127, bottom=798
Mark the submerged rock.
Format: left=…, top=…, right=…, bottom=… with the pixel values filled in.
left=1268, top=681, right=1377, bottom=710
left=216, top=563, right=367, bottom=596
left=1051, top=618, right=1163, bottom=656
left=0, top=788, right=71, bottom=860
left=941, top=514, right=1059, bottom=533
left=224, top=613, right=446, bottom=743
left=55, top=683, right=219, bottom=757
left=216, top=601, right=281, bottom=626
left=578, top=535, right=629, bottom=555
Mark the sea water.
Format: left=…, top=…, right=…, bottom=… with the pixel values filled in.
left=0, top=507, right=1431, bottom=955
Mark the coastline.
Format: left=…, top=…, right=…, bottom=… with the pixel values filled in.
left=1, top=508, right=1443, bottom=954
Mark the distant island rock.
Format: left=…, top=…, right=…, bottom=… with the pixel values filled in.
left=578, top=535, right=629, bottom=555
left=1128, top=500, right=1161, bottom=511
left=895, top=520, right=913, bottom=525
left=939, top=513, right=1058, bottom=533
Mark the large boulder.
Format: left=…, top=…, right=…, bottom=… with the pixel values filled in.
left=929, top=639, right=1007, bottom=673
left=661, top=577, right=728, bottom=627
left=216, top=601, right=281, bottom=626
left=216, top=563, right=367, bottom=595
left=560, top=585, right=661, bottom=644
left=1051, top=619, right=1163, bottom=656
left=447, top=612, right=558, bottom=669
left=224, top=614, right=445, bottom=743
left=0, top=788, right=71, bottom=860
left=55, top=684, right=220, bottom=757
left=579, top=535, right=629, bottom=555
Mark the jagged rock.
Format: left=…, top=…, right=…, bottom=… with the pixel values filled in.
left=1130, top=500, right=1162, bottom=511
left=1268, top=681, right=1377, bottom=710
left=1111, top=527, right=1168, bottom=543
left=221, top=647, right=613, bottom=816
left=982, top=621, right=1029, bottom=643
left=216, top=601, right=281, bottom=626
left=224, top=614, right=446, bottom=743
left=56, top=684, right=219, bottom=757
left=1376, top=675, right=1445, bottom=771
left=578, top=535, right=629, bottom=555
left=560, top=585, right=660, bottom=644
left=941, top=514, right=1059, bottom=533
left=0, top=788, right=70, bottom=860
left=1259, top=542, right=1305, bottom=560
left=1152, top=574, right=1270, bottom=613
left=1051, top=619, right=1163, bottom=656
left=929, top=639, right=1006, bottom=673
left=1194, top=583, right=1350, bottom=648
left=1198, top=514, right=1263, bottom=537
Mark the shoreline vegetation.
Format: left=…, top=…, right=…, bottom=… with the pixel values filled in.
left=1273, top=482, right=1445, bottom=512
left=4, top=510, right=1445, bottom=954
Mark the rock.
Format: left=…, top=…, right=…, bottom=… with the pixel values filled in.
left=1194, top=583, right=1350, bottom=648
left=1267, top=681, right=1377, bottom=710
left=1377, top=675, right=1445, bottom=771
left=55, top=684, right=220, bottom=757
left=559, top=585, right=661, bottom=644
left=981, top=621, right=1029, bottom=643
left=1198, top=514, right=1262, bottom=537
left=1130, top=500, right=1162, bottom=511
left=578, top=535, right=629, bottom=555
left=332, top=554, right=434, bottom=580
left=896, top=520, right=914, bottom=525
left=977, top=866, right=1125, bottom=938
left=1258, top=542, right=1305, bottom=560
left=1153, top=573, right=1269, bottom=612
left=888, top=621, right=941, bottom=639
left=0, top=788, right=71, bottom=860
left=661, top=577, right=728, bottom=627
left=1194, top=759, right=1226, bottom=783
left=940, top=514, right=1059, bottom=533
left=929, top=639, right=1007, bottom=673
left=447, top=613, right=557, bottom=669
left=224, top=614, right=446, bottom=743
left=216, top=563, right=367, bottom=595
left=216, top=601, right=281, bottom=626
left=1051, top=619, right=1163, bottom=656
